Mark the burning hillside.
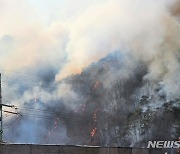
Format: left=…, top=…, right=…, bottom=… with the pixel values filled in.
left=0, top=0, right=179, bottom=147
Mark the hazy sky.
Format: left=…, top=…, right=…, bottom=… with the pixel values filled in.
left=29, top=0, right=67, bottom=24
left=0, top=0, right=107, bottom=34
left=0, top=0, right=179, bottom=83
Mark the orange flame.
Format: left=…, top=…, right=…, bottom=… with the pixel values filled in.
left=91, top=128, right=97, bottom=137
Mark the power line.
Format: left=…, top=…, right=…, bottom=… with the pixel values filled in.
left=1, top=98, right=57, bottom=114
left=1, top=98, right=66, bottom=116
left=0, top=104, right=14, bottom=108
left=2, top=110, right=20, bottom=115
left=1, top=99, right=88, bottom=121
left=0, top=99, right=70, bottom=119
left=2, top=102, right=86, bottom=121
left=1, top=98, right=95, bottom=120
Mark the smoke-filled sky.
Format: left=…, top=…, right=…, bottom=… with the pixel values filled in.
left=0, top=0, right=180, bottom=103
left=0, top=0, right=180, bottom=144
left=0, top=0, right=179, bottom=79
left=0, top=0, right=179, bottom=97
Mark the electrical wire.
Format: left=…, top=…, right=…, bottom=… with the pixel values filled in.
left=1, top=98, right=59, bottom=114
left=1, top=98, right=77, bottom=120
left=0, top=69, right=95, bottom=131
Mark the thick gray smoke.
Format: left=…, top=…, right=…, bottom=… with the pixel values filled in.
left=0, top=0, right=180, bottom=146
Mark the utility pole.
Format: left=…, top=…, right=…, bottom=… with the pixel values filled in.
left=0, top=73, right=19, bottom=142
left=0, top=73, right=2, bottom=142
